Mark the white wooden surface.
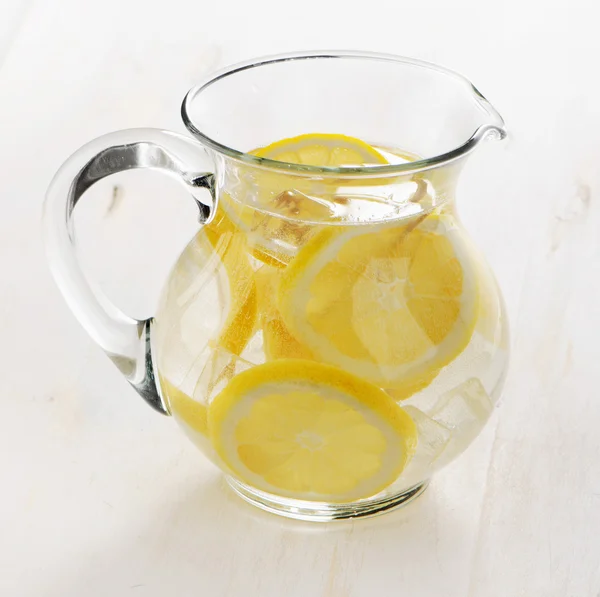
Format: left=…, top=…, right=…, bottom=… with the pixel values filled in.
left=1, top=1, right=599, bottom=595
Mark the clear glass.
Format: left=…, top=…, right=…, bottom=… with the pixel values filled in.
left=162, top=53, right=508, bottom=519
left=44, top=52, right=508, bottom=521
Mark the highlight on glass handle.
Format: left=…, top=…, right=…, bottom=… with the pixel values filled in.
left=43, top=128, right=214, bottom=414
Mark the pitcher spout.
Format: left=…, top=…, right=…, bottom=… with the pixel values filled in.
left=471, top=86, right=507, bottom=145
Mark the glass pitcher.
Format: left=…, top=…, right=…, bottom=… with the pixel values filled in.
left=44, top=52, right=509, bottom=521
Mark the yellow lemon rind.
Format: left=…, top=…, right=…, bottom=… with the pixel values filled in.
left=253, top=133, right=388, bottom=165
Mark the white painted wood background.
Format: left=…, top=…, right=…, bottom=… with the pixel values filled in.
left=1, top=1, right=599, bottom=595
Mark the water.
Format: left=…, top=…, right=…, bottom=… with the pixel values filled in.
left=154, top=145, right=509, bottom=511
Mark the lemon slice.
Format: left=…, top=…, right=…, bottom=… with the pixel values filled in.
left=219, top=133, right=389, bottom=267
left=160, top=375, right=208, bottom=435
left=208, top=360, right=416, bottom=502
left=253, top=133, right=388, bottom=166
left=255, top=266, right=314, bottom=361
left=278, top=214, right=479, bottom=398
left=202, top=208, right=258, bottom=356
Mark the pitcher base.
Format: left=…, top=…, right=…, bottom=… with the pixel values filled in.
left=226, top=477, right=430, bottom=522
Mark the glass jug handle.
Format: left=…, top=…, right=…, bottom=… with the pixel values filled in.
left=43, top=129, right=215, bottom=415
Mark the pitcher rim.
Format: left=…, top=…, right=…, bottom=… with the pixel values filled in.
left=181, top=51, right=507, bottom=177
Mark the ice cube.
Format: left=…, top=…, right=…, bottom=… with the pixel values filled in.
left=427, top=377, right=493, bottom=466
left=430, top=377, right=493, bottom=429
left=194, top=344, right=254, bottom=403
left=401, top=406, right=452, bottom=485
left=239, top=330, right=267, bottom=365
left=405, top=406, right=452, bottom=462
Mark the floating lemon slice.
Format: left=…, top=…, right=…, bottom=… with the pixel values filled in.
left=255, top=266, right=314, bottom=361
left=220, top=133, right=389, bottom=267
left=208, top=360, right=416, bottom=502
left=252, top=133, right=388, bottom=166
left=160, top=375, right=208, bottom=436
left=278, top=214, right=479, bottom=398
left=202, top=208, right=258, bottom=356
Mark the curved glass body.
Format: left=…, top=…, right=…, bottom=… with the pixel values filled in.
left=44, top=53, right=508, bottom=521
